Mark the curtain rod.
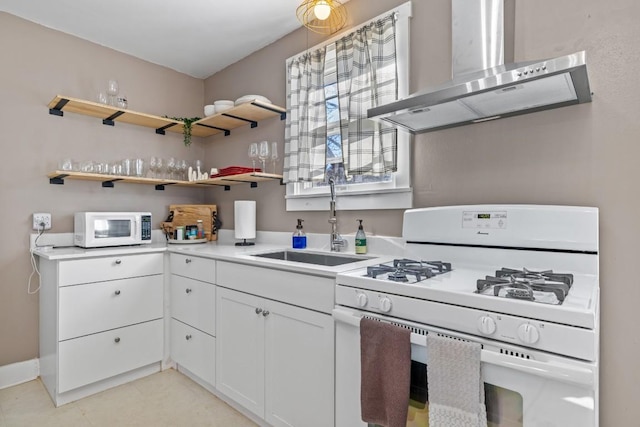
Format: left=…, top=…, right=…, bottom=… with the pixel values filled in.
left=286, top=1, right=412, bottom=64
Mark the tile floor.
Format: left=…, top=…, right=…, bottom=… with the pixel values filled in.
left=0, top=369, right=258, bottom=427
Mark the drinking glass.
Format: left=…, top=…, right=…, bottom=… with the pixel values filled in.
left=116, top=93, right=128, bottom=109
left=248, top=143, right=258, bottom=172
left=156, top=157, right=165, bottom=179
left=133, top=158, right=145, bottom=177
left=97, top=92, right=108, bottom=105
left=149, top=156, right=158, bottom=178
left=121, top=158, right=132, bottom=176
left=179, top=160, right=188, bottom=180
left=166, top=157, right=176, bottom=179
left=270, top=142, right=279, bottom=174
left=258, top=141, right=270, bottom=172
left=107, top=79, right=119, bottom=106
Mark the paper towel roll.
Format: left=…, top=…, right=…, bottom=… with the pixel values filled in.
left=234, top=200, right=256, bottom=240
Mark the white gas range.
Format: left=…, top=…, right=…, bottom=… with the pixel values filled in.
left=334, top=205, right=599, bottom=427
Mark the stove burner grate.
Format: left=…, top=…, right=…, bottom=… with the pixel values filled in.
left=476, top=268, right=574, bottom=305
left=366, top=259, right=452, bottom=283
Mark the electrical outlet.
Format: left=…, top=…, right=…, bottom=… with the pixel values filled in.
left=33, top=213, right=52, bottom=230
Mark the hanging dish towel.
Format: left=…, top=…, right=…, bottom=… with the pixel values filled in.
left=426, top=334, right=487, bottom=427
left=360, top=317, right=412, bottom=427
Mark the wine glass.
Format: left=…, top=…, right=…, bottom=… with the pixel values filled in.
left=258, top=141, right=270, bottom=172
left=107, top=79, right=119, bottom=106
left=167, top=157, right=176, bottom=180
left=156, top=157, right=165, bottom=179
left=149, top=156, right=158, bottom=178
left=248, top=143, right=258, bottom=172
left=270, top=142, right=279, bottom=174
left=178, top=159, right=188, bottom=180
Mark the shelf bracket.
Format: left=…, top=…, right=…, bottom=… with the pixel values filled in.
left=224, top=186, right=231, bottom=191
left=155, top=182, right=176, bottom=191
left=49, top=174, right=68, bottom=185
left=250, top=182, right=258, bottom=188
left=222, top=113, right=258, bottom=128
left=103, top=111, right=125, bottom=126
left=101, top=179, right=123, bottom=188
left=251, top=101, right=287, bottom=120
left=155, top=123, right=177, bottom=135
left=195, top=123, right=231, bottom=136
left=49, top=98, right=69, bottom=117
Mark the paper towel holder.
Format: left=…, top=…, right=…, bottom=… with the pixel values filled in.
left=235, top=239, right=255, bottom=247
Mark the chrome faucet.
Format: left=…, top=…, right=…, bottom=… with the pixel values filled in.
left=328, top=177, right=347, bottom=252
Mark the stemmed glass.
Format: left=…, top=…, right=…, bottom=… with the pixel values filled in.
left=178, top=160, right=188, bottom=180
left=167, top=157, right=176, bottom=180
left=107, top=79, right=119, bottom=107
left=270, top=142, right=279, bottom=174
left=156, top=157, right=165, bottom=179
left=248, top=143, right=259, bottom=172
left=149, top=156, right=158, bottom=178
left=258, top=141, right=270, bottom=173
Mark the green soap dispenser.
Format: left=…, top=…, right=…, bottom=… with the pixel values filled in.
left=293, top=219, right=307, bottom=249
left=355, top=219, right=367, bottom=254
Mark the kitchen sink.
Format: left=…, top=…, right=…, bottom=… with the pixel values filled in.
left=253, top=250, right=372, bottom=267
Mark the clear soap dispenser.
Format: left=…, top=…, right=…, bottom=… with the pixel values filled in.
left=355, top=219, right=367, bottom=254
left=293, top=219, right=307, bottom=249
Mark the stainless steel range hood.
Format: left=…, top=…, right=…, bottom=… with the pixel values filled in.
left=368, top=0, right=592, bottom=134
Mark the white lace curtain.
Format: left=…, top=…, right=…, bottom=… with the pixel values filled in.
left=284, top=13, right=398, bottom=183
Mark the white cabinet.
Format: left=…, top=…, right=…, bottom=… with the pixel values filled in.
left=38, top=252, right=164, bottom=406
left=169, top=253, right=216, bottom=387
left=216, top=287, right=334, bottom=427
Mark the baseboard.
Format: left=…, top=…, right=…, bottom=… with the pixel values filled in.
left=0, top=358, right=39, bottom=390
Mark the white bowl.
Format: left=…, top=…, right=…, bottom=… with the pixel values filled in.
left=215, top=104, right=233, bottom=113
left=204, top=105, right=215, bottom=116
left=235, top=95, right=272, bottom=106
left=214, top=100, right=234, bottom=107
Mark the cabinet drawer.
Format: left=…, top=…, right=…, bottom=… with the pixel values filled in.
left=171, top=319, right=215, bottom=386
left=58, top=319, right=163, bottom=393
left=170, top=254, right=215, bottom=284
left=59, top=253, right=163, bottom=287
left=59, top=275, right=163, bottom=341
left=171, top=275, right=215, bottom=336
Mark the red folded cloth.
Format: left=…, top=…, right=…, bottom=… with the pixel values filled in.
left=360, top=317, right=412, bottom=427
left=210, top=166, right=261, bottom=178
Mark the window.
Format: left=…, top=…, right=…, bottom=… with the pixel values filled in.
left=285, top=2, right=412, bottom=211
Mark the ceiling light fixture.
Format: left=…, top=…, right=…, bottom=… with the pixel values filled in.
left=296, top=0, right=347, bottom=35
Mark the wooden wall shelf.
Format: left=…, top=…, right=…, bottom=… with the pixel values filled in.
left=47, top=171, right=283, bottom=191
left=48, top=95, right=286, bottom=139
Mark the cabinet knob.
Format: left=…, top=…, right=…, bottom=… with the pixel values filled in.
left=114, top=337, right=121, bottom=343
left=255, top=308, right=263, bottom=315
left=185, top=258, right=192, bottom=264
left=115, top=259, right=122, bottom=265
left=115, top=290, right=121, bottom=296
left=262, top=310, right=270, bottom=317
left=185, top=288, right=192, bottom=294
left=185, top=335, right=192, bottom=340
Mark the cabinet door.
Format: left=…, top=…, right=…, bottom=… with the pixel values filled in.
left=264, top=300, right=334, bottom=427
left=171, top=319, right=215, bottom=386
left=216, top=287, right=265, bottom=418
left=170, top=275, right=216, bottom=336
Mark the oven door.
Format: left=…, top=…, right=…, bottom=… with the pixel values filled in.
left=333, top=307, right=598, bottom=427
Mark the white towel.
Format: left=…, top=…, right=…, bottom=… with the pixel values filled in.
left=426, top=334, right=487, bottom=427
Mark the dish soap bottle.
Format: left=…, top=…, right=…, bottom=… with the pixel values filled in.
left=292, top=219, right=307, bottom=249
left=355, top=219, right=367, bottom=254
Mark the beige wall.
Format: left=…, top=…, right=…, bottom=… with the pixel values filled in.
left=0, top=13, right=208, bottom=365
left=203, top=0, right=640, bottom=425
left=1, top=0, right=639, bottom=424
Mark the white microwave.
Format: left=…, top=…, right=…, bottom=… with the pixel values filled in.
left=74, top=212, right=152, bottom=248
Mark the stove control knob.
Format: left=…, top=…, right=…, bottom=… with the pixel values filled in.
left=356, top=293, right=368, bottom=308
left=517, top=323, right=540, bottom=344
left=477, top=316, right=497, bottom=335
left=379, top=297, right=392, bottom=313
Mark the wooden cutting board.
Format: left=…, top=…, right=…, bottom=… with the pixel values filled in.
left=161, top=204, right=218, bottom=241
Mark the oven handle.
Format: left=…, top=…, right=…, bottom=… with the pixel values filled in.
left=332, top=308, right=595, bottom=387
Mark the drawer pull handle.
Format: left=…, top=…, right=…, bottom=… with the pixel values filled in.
left=255, top=308, right=263, bottom=315
left=186, top=335, right=192, bottom=340
left=185, top=259, right=192, bottom=264
left=185, top=288, right=192, bottom=294
left=115, top=259, right=122, bottom=265
left=114, top=337, right=121, bottom=343
left=262, top=310, right=270, bottom=317
left=115, top=290, right=121, bottom=296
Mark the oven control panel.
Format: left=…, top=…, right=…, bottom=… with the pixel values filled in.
left=463, top=210, right=508, bottom=229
